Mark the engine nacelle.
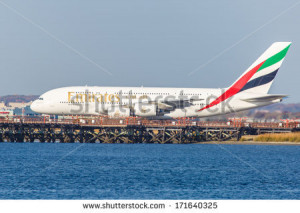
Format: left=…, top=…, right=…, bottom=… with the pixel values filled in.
left=107, top=108, right=130, bottom=117
left=134, top=104, right=157, bottom=117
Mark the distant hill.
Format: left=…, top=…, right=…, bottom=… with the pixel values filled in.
left=0, top=95, right=38, bottom=105
left=253, top=103, right=300, bottom=113
left=204, top=102, right=300, bottom=121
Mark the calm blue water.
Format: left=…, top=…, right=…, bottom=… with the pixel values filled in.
left=0, top=143, right=299, bottom=199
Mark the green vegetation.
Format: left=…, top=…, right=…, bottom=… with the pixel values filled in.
left=239, top=135, right=255, bottom=142
left=254, top=132, right=300, bottom=142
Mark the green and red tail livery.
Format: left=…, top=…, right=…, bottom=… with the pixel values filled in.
left=198, top=42, right=291, bottom=112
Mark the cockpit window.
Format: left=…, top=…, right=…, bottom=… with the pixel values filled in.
left=38, top=97, right=44, bottom=100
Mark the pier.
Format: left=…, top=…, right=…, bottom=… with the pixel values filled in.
left=0, top=116, right=299, bottom=143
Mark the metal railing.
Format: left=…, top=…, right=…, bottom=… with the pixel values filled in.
left=0, top=116, right=299, bottom=129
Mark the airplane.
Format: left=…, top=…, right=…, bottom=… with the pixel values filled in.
left=31, top=42, right=291, bottom=119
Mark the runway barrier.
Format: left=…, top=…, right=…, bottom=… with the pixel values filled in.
left=0, top=116, right=299, bottom=143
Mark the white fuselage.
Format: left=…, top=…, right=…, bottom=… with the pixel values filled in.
left=30, top=42, right=291, bottom=119
left=30, top=86, right=278, bottom=119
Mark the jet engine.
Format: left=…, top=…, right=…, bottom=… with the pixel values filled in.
left=107, top=108, right=131, bottom=117
left=134, top=104, right=157, bottom=117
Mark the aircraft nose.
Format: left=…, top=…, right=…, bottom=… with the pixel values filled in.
left=30, top=101, right=39, bottom=113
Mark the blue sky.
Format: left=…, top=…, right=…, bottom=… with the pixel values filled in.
left=0, top=0, right=299, bottom=102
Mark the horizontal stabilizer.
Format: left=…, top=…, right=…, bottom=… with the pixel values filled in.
left=241, top=94, right=287, bottom=103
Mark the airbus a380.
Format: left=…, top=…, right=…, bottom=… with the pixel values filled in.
left=31, top=42, right=291, bottom=119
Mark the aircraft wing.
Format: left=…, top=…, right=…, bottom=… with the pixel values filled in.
left=125, top=97, right=204, bottom=110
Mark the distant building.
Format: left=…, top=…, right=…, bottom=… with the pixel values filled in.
left=13, top=106, right=39, bottom=116
left=8, top=102, right=32, bottom=109
left=0, top=102, right=5, bottom=108
left=0, top=108, right=13, bottom=117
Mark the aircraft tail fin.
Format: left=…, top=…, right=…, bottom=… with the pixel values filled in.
left=198, top=42, right=291, bottom=112
left=229, top=42, right=291, bottom=94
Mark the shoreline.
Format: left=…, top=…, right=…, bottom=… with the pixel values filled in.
left=198, top=141, right=300, bottom=146
left=0, top=141, right=300, bottom=145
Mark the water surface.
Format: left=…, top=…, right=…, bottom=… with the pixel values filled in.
left=0, top=143, right=299, bottom=199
